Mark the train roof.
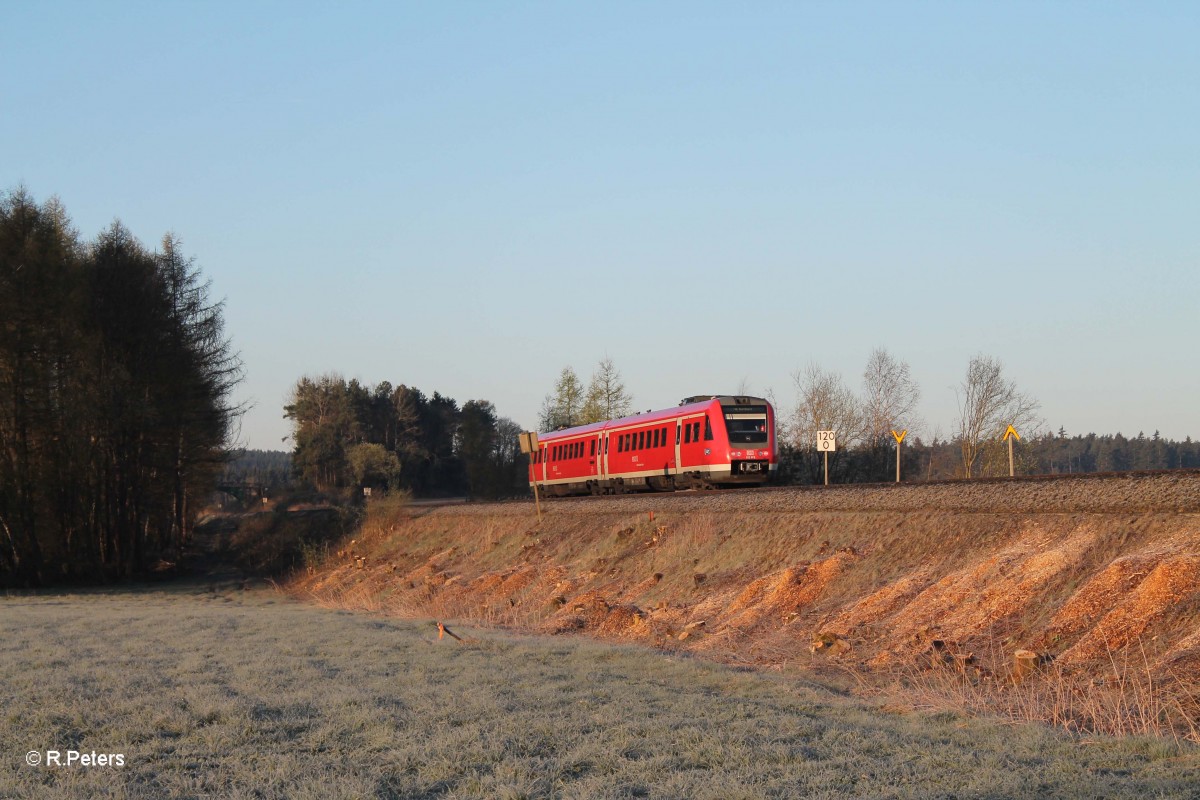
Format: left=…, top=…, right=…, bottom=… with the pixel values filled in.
left=536, top=395, right=771, bottom=442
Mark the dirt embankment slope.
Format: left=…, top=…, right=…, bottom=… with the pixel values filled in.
left=293, top=472, right=1200, bottom=688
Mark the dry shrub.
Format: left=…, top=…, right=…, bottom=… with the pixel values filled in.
left=868, top=640, right=1200, bottom=743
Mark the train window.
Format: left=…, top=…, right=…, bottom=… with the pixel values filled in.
left=590, top=440, right=595, bottom=457
left=662, top=426, right=668, bottom=445
left=636, top=431, right=643, bottom=450
left=651, top=429, right=659, bottom=448
left=704, top=418, right=714, bottom=441
left=684, top=424, right=692, bottom=444
left=692, top=422, right=701, bottom=441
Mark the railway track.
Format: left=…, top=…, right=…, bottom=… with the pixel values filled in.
left=445, top=468, right=1200, bottom=516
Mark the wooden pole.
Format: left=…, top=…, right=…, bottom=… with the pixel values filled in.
left=823, top=450, right=829, bottom=486
left=529, top=453, right=542, bottom=521
left=1008, top=436, right=1015, bottom=478
left=896, top=440, right=901, bottom=483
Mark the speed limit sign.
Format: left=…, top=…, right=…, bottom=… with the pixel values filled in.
left=817, top=430, right=836, bottom=452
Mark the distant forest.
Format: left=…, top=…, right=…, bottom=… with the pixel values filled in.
left=779, top=429, right=1200, bottom=486
left=284, top=375, right=526, bottom=500
left=280, top=378, right=1199, bottom=499
left=220, top=449, right=292, bottom=490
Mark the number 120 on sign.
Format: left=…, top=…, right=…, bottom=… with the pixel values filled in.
left=817, top=431, right=836, bottom=452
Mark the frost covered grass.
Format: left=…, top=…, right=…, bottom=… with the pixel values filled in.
left=2, top=584, right=1198, bottom=799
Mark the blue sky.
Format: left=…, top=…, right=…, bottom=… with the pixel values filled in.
left=4, top=1, right=1197, bottom=448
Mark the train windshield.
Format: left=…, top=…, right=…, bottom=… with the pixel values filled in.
left=724, top=405, right=769, bottom=444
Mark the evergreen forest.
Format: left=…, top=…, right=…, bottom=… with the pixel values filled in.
left=0, top=189, right=240, bottom=586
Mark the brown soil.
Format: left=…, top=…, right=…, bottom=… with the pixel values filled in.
left=291, top=472, right=1200, bottom=698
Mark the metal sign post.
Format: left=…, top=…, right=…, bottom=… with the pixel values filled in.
left=817, top=430, right=836, bottom=486
left=891, top=429, right=907, bottom=482
left=518, top=431, right=542, bottom=521
left=1003, top=425, right=1020, bottom=477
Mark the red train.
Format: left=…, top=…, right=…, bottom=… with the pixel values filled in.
left=529, top=395, right=777, bottom=496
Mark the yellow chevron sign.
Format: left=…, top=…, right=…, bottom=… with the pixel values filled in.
left=891, top=429, right=907, bottom=444
left=1003, top=425, right=1020, bottom=441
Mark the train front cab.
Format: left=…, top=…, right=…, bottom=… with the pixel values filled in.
left=716, top=397, right=775, bottom=484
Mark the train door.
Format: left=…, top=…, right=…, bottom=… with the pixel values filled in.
left=674, top=421, right=682, bottom=475
left=594, top=433, right=603, bottom=479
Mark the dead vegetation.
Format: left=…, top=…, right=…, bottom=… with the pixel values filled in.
left=292, top=472, right=1200, bottom=740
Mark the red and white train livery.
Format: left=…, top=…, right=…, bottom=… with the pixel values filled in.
left=529, top=395, right=776, bottom=496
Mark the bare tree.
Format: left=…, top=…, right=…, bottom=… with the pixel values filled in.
left=955, top=354, right=1041, bottom=477
left=580, top=356, right=633, bottom=424
left=790, top=363, right=865, bottom=451
left=862, top=347, right=922, bottom=445
left=539, top=366, right=585, bottom=431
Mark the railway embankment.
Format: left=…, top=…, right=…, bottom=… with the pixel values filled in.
left=293, top=471, right=1200, bottom=713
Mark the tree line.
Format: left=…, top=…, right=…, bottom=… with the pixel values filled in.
left=538, top=349, right=1197, bottom=483
left=0, top=189, right=240, bottom=586
left=284, top=375, right=526, bottom=499
left=776, top=349, right=1194, bottom=483
left=220, top=449, right=293, bottom=491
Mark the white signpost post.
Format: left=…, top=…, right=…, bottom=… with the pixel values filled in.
left=817, top=430, right=836, bottom=486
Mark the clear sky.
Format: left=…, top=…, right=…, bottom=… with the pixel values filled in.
left=4, top=1, right=1197, bottom=448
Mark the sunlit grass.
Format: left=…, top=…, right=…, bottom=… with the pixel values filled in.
left=2, top=585, right=1197, bottom=799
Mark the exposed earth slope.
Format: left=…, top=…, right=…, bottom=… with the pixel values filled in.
left=293, top=472, right=1200, bottom=705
